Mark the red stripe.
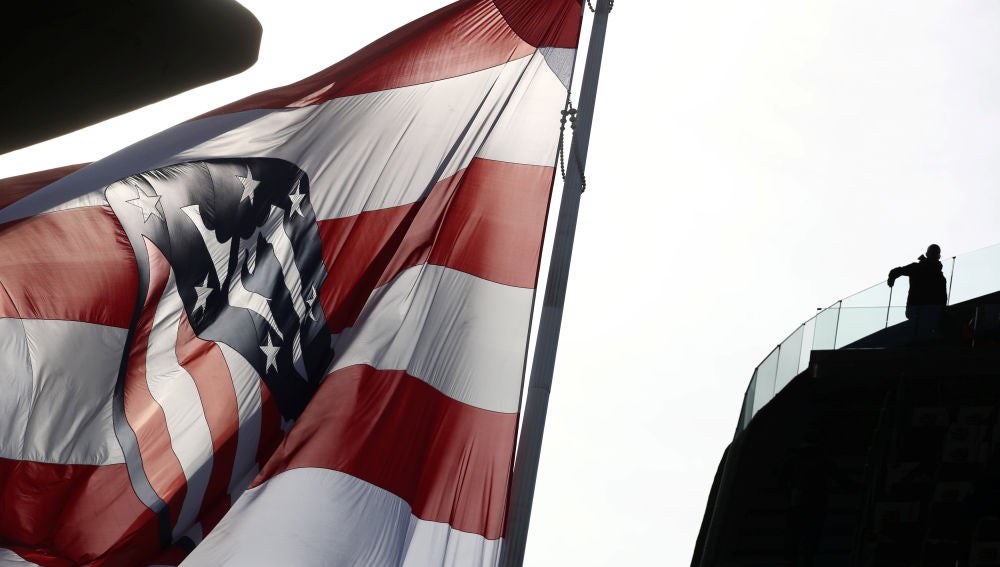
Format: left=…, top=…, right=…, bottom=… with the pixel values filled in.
left=426, top=159, right=553, bottom=288
left=123, top=239, right=187, bottom=527
left=0, top=207, right=137, bottom=327
left=0, top=459, right=159, bottom=566
left=252, top=365, right=517, bottom=539
left=316, top=178, right=453, bottom=333
left=256, top=381, right=284, bottom=469
left=174, top=308, right=241, bottom=532
left=318, top=159, right=552, bottom=333
left=197, top=0, right=534, bottom=116
left=0, top=163, right=89, bottom=211
left=493, top=0, right=583, bottom=48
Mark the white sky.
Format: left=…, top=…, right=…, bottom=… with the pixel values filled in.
left=2, top=2, right=1000, bottom=565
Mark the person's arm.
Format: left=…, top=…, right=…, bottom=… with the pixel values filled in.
left=888, top=262, right=918, bottom=287
left=888, top=268, right=900, bottom=286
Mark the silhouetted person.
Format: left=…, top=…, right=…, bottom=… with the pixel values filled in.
left=888, top=244, right=947, bottom=339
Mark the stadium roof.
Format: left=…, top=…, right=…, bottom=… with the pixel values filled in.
left=0, top=0, right=261, bottom=153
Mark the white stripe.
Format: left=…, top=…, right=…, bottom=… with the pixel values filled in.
left=39, top=189, right=108, bottom=214
left=180, top=468, right=498, bottom=567
left=173, top=53, right=564, bottom=221
left=0, top=53, right=567, bottom=226
left=0, top=319, right=32, bottom=461
left=0, top=548, right=41, bottom=566
left=0, top=318, right=125, bottom=465
left=477, top=51, right=569, bottom=166
left=401, top=516, right=501, bottom=567
left=217, top=343, right=262, bottom=500
left=330, top=265, right=531, bottom=414
left=145, top=268, right=214, bottom=538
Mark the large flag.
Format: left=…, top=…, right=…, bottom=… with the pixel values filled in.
left=0, top=1, right=582, bottom=565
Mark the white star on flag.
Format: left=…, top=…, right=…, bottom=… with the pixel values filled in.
left=193, top=275, right=213, bottom=315
left=236, top=166, right=260, bottom=204
left=125, top=185, right=163, bottom=223
left=260, top=333, right=280, bottom=373
left=288, top=180, right=305, bottom=218
left=304, top=285, right=318, bottom=321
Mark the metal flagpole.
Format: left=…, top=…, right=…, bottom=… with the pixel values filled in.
left=500, top=1, right=612, bottom=565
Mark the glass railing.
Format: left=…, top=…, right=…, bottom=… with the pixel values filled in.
left=735, top=242, right=1000, bottom=433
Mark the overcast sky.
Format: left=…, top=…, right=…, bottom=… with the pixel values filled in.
left=2, top=2, right=999, bottom=565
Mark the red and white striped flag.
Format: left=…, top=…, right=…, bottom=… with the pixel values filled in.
left=0, top=1, right=582, bottom=565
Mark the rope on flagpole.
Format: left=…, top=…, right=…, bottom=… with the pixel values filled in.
left=557, top=96, right=587, bottom=193
left=556, top=95, right=572, bottom=181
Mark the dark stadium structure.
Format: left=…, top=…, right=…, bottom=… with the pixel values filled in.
left=693, top=245, right=1000, bottom=566
left=0, top=0, right=262, bottom=154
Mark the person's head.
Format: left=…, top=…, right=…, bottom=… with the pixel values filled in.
left=926, top=244, right=941, bottom=260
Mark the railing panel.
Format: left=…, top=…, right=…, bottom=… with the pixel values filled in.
left=835, top=307, right=889, bottom=348
left=751, top=346, right=780, bottom=417
left=798, top=317, right=816, bottom=374
left=813, top=303, right=841, bottom=350
left=949, top=244, right=1000, bottom=305
left=886, top=305, right=908, bottom=328
left=842, top=282, right=891, bottom=309
left=775, top=325, right=805, bottom=395
left=738, top=374, right=758, bottom=432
